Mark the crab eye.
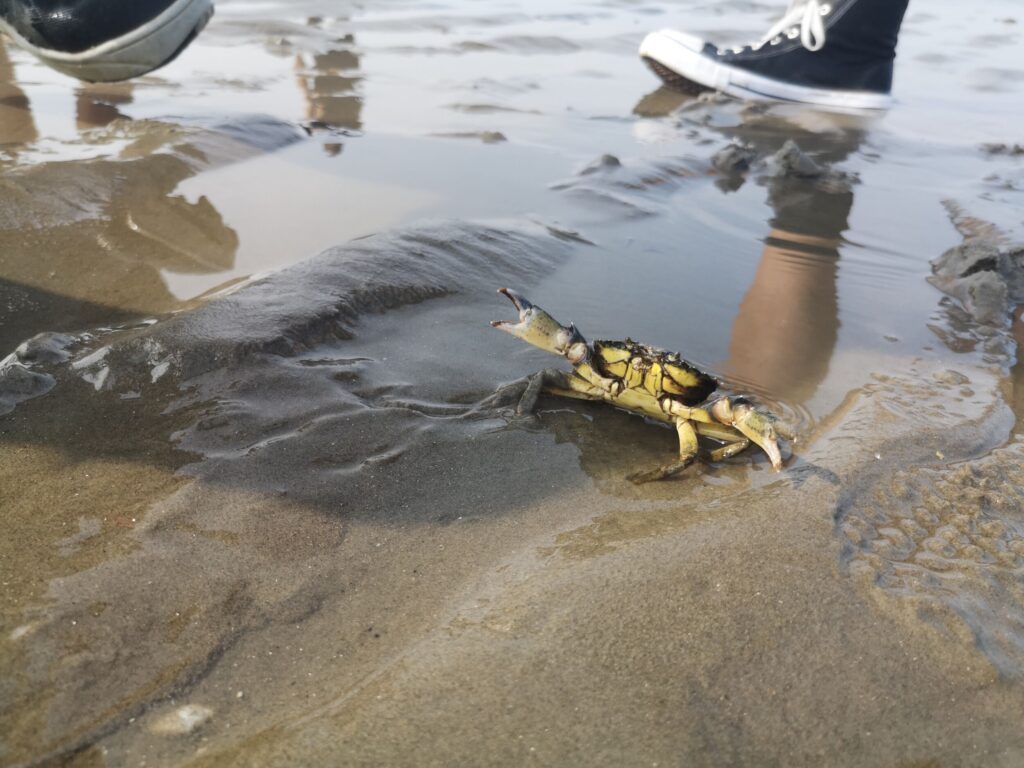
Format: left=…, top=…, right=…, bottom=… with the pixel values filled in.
left=567, top=342, right=588, bottom=363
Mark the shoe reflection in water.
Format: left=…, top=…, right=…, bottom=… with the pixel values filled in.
left=0, top=39, right=37, bottom=150
left=0, top=0, right=213, bottom=82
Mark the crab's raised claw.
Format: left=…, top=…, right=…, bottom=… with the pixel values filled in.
left=491, top=288, right=585, bottom=360
left=710, top=397, right=784, bottom=471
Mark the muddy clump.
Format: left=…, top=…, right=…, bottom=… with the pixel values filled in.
left=0, top=358, right=55, bottom=415
left=710, top=141, right=757, bottom=175
left=709, top=138, right=858, bottom=197
left=981, top=142, right=1024, bottom=157
left=930, top=202, right=1024, bottom=326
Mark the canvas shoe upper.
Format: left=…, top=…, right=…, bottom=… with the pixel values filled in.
left=0, top=0, right=213, bottom=81
left=639, top=0, right=910, bottom=110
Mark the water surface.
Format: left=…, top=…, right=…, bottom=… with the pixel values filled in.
left=2, top=0, right=1024, bottom=765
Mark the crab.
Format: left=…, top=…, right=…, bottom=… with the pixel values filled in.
left=491, top=288, right=795, bottom=483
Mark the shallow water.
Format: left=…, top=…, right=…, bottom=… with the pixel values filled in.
left=2, top=0, right=1024, bottom=765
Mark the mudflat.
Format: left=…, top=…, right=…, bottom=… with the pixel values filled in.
left=2, top=1, right=1024, bottom=766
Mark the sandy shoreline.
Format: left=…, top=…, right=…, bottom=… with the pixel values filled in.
left=3, top=218, right=1024, bottom=766
left=2, top=0, right=1024, bottom=765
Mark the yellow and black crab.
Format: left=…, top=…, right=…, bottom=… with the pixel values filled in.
left=491, top=288, right=794, bottom=483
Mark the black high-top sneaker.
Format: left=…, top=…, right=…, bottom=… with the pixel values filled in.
left=639, top=0, right=910, bottom=110
left=0, top=0, right=213, bottom=81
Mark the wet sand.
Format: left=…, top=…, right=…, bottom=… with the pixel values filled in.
left=3, top=0, right=1024, bottom=766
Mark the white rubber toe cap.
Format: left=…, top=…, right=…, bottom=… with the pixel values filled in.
left=639, top=28, right=706, bottom=57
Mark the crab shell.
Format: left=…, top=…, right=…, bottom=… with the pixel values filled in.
left=491, top=287, right=789, bottom=479
left=591, top=339, right=718, bottom=407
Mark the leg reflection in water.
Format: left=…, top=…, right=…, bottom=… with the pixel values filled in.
left=722, top=115, right=867, bottom=402
left=631, top=86, right=870, bottom=404
left=726, top=179, right=852, bottom=402
left=1012, top=306, right=1024, bottom=425
left=75, top=81, right=134, bottom=130
left=293, top=29, right=363, bottom=155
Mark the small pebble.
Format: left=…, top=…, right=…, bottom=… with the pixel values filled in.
left=148, top=705, right=213, bottom=735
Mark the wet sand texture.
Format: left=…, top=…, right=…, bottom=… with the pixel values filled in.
left=3, top=0, right=1024, bottom=765
left=2, top=210, right=1023, bottom=767
left=1, top=220, right=583, bottom=765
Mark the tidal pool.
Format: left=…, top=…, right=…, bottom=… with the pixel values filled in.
left=2, top=0, right=1024, bottom=765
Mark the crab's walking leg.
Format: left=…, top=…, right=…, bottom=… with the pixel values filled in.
left=662, top=396, right=783, bottom=469
left=709, top=397, right=783, bottom=470
left=706, top=437, right=751, bottom=462
left=516, top=368, right=565, bottom=415
left=627, top=418, right=699, bottom=484
left=658, top=398, right=714, bottom=425
left=573, top=361, right=624, bottom=397
left=693, top=421, right=752, bottom=462
left=516, top=369, right=606, bottom=415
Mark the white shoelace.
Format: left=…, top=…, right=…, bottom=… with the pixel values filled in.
left=724, top=0, right=832, bottom=54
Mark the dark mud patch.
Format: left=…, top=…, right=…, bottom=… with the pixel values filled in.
left=982, top=142, right=1024, bottom=157
left=445, top=102, right=542, bottom=115
left=550, top=152, right=706, bottom=219
left=456, top=35, right=580, bottom=54
left=430, top=130, right=508, bottom=143
left=9, top=219, right=577, bottom=395
left=0, top=358, right=55, bottom=416
left=0, top=218, right=586, bottom=765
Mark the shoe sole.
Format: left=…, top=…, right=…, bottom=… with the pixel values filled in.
left=0, top=0, right=214, bottom=82
left=640, top=29, right=893, bottom=111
